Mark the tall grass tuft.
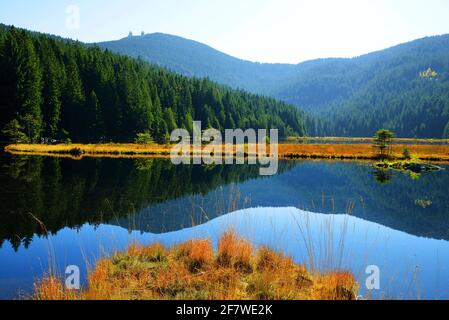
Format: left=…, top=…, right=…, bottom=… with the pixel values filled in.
left=217, top=230, right=253, bottom=273
left=33, top=231, right=358, bottom=300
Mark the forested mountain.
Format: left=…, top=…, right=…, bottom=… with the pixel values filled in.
left=2, top=24, right=448, bottom=140
left=303, top=36, right=449, bottom=138
left=99, top=33, right=449, bottom=138
left=0, top=25, right=306, bottom=143
left=99, top=33, right=299, bottom=94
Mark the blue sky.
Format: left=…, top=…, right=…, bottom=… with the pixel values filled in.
left=1, top=0, right=449, bottom=63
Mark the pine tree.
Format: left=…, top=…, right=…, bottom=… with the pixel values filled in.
left=183, top=112, right=194, bottom=132
left=85, top=90, right=102, bottom=139
left=12, top=30, right=43, bottom=142
left=0, top=28, right=16, bottom=136
left=373, top=129, right=395, bottom=160
left=61, top=54, right=85, bottom=140
left=163, top=108, right=178, bottom=133
left=40, top=47, right=61, bottom=138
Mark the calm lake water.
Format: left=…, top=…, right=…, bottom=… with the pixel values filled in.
left=0, top=152, right=448, bottom=299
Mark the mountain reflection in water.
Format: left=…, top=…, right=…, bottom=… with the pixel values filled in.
left=1, top=154, right=449, bottom=299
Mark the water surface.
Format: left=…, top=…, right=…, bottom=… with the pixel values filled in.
left=0, top=153, right=448, bottom=299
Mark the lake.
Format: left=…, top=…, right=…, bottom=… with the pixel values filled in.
left=0, top=152, right=448, bottom=299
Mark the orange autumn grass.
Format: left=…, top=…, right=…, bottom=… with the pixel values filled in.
left=34, top=231, right=358, bottom=300
left=6, top=142, right=449, bottom=162
left=279, top=143, right=449, bottom=161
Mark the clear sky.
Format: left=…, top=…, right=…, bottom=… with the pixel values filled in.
left=1, top=0, right=449, bottom=63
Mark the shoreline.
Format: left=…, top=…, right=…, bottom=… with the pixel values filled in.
left=4, top=143, right=449, bottom=162
left=4, top=143, right=449, bottom=163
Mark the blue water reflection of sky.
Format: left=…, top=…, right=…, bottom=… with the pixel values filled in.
left=1, top=207, right=448, bottom=300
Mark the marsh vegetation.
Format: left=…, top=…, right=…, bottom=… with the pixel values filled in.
left=34, top=231, right=358, bottom=300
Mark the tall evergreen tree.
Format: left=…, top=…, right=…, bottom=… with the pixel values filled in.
left=61, top=54, right=85, bottom=140
left=39, top=46, right=61, bottom=138
left=4, top=29, right=44, bottom=142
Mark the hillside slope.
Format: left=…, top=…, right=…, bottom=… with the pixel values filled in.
left=99, top=33, right=298, bottom=93
left=300, top=35, right=449, bottom=137
left=99, top=33, right=449, bottom=138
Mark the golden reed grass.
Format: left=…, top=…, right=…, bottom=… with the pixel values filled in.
left=5, top=142, right=449, bottom=162
left=33, top=231, right=358, bottom=300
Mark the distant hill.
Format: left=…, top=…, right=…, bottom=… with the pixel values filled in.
left=99, top=33, right=449, bottom=138
left=98, top=33, right=298, bottom=93
left=296, top=35, right=449, bottom=137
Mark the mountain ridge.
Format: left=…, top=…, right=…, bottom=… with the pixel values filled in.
left=104, top=31, right=449, bottom=67
left=98, top=32, right=300, bottom=94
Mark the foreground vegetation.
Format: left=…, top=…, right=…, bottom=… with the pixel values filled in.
left=34, top=231, right=358, bottom=300
left=6, top=142, right=449, bottom=162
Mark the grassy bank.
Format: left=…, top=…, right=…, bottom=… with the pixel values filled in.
left=280, top=144, right=449, bottom=161
left=34, top=231, right=358, bottom=300
left=5, top=143, right=173, bottom=158
left=288, top=136, right=449, bottom=144
left=6, top=143, right=449, bottom=162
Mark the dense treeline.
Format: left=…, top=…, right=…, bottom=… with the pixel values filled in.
left=306, top=70, right=449, bottom=138
left=276, top=36, right=449, bottom=138
left=0, top=26, right=306, bottom=143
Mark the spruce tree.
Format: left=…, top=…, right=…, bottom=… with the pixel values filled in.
left=61, top=54, right=85, bottom=140
left=13, top=30, right=43, bottom=142
left=40, top=48, right=61, bottom=138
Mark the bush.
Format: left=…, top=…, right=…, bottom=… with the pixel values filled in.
left=135, top=132, right=154, bottom=145
left=403, top=148, right=411, bottom=160
left=2, top=119, right=29, bottom=143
